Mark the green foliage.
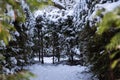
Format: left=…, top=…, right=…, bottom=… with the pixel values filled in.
left=0, top=71, right=35, bottom=80
left=93, top=6, right=120, bottom=79
left=26, top=0, right=53, bottom=11
left=106, top=32, right=120, bottom=50
left=111, top=59, right=119, bottom=69
left=96, top=8, right=105, bottom=17
left=85, top=6, right=120, bottom=80
left=97, top=12, right=116, bottom=34
left=97, top=7, right=120, bottom=69
left=0, top=54, right=5, bottom=60
left=0, top=22, right=11, bottom=45
left=0, top=0, right=52, bottom=45
left=97, top=7, right=120, bottom=35
left=0, top=0, right=52, bottom=80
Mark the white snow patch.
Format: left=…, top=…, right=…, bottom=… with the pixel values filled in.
left=67, top=10, right=74, bottom=16
left=15, top=31, right=20, bottom=36
left=44, top=57, right=53, bottom=63
left=34, top=57, right=53, bottom=63
left=0, top=40, right=6, bottom=47
left=29, top=64, right=97, bottom=80
left=96, top=1, right=120, bottom=12
left=10, top=57, right=17, bottom=64
left=89, top=1, right=120, bottom=20
left=28, top=57, right=98, bottom=80
left=34, top=10, right=44, bottom=18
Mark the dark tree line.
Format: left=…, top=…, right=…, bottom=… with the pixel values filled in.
left=33, top=13, right=80, bottom=64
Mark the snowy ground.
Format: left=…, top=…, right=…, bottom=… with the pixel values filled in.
left=27, top=57, right=97, bottom=80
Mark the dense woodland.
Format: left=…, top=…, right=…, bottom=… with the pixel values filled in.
left=0, top=0, right=120, bottom=80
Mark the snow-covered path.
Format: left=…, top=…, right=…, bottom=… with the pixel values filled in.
left=27, top=57, right=97, bottom=80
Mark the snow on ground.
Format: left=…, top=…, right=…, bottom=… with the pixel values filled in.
left=34, top=57, right=53, bottom=63
left=27, top=57, right=97, bottom=80
left=34, top=57, right=69, bottom=63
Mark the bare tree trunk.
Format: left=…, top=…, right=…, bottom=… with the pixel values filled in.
left=38, top=29, right=41, bottom=62
left=57, top=47, right=60, bottom=62
left=52, top=32, right=55, bottom=64
left=38, top=49, right=41, bottom=62
left=41, top=40, right=44, bottom=64
left=58, top=53, right=60, bottom=62
left=53, top=46, right=55, bottom=64
left=53, top=1, right=66, bottom=10
left=58, top=57, right=60, bottom=62
left=41, top=31, right=44, bottom=64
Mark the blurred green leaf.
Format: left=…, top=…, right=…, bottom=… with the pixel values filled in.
left=110, top=51, right=119, bottom=59
left=0, top=54, right=5, bottom=60
left=97, top=12, right=117, bottom=34
left=97, top=7, right=120, bottom=35
left=106, top=32, right=120, bottom=50
left=111, top=59, right=119, bottom=69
